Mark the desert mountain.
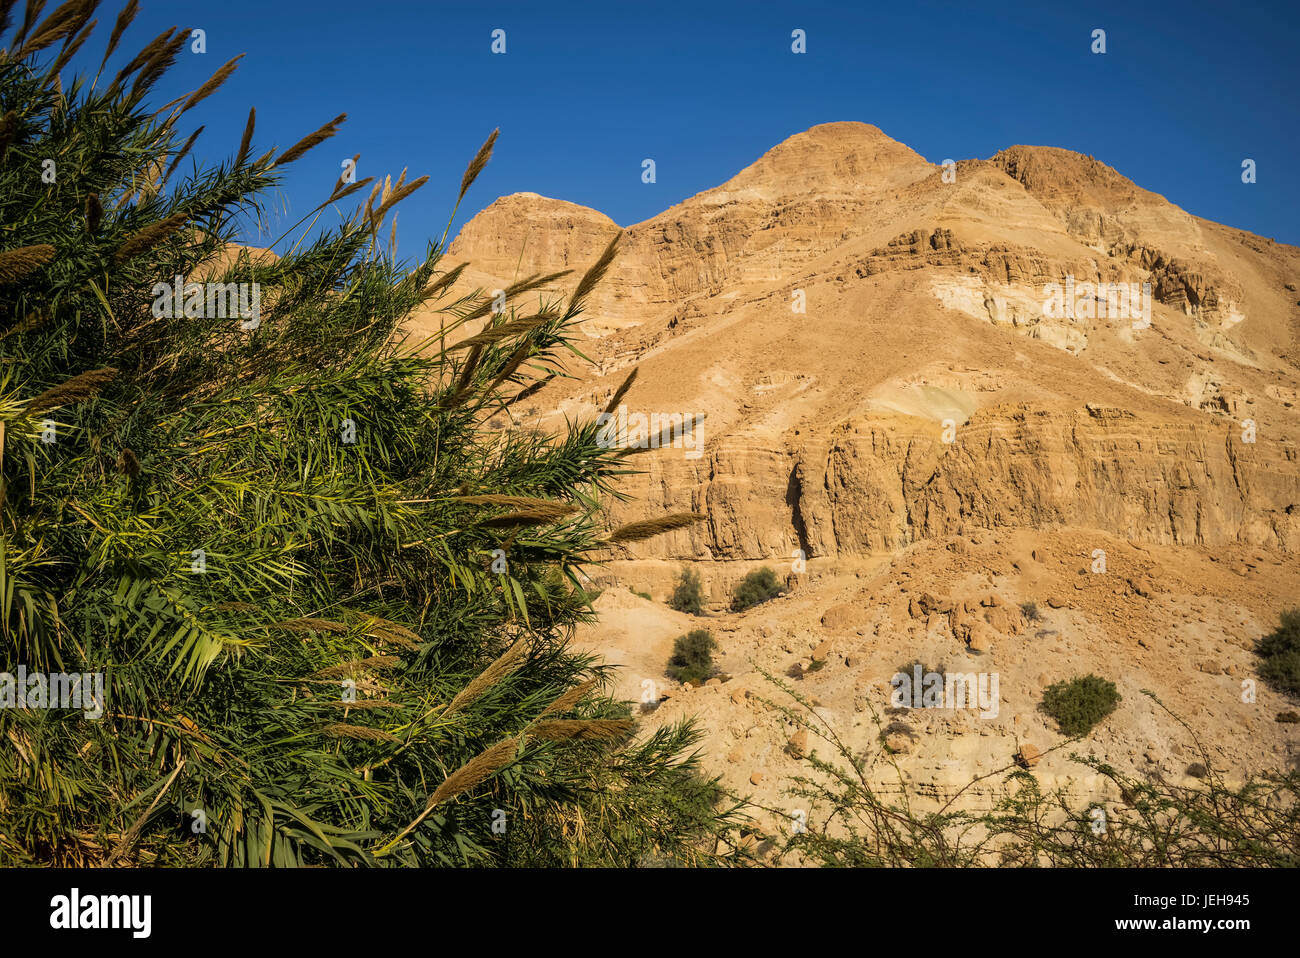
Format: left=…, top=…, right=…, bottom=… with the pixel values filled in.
left=410, top=122, right=1300, bottom=828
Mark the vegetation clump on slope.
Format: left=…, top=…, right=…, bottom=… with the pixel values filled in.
left=0, top=1, right=746, bottom=867
left=1039, top=675, right=1122, bottom=737
left=668, top=567, right=705, bottom=615
left=730, top=566, right=784, bottom=612
left=666, top=629, right=716, bottom=686
left=1256, top=608, right=1300, bottom=699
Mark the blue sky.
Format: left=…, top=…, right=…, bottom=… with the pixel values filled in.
left=75, top=0, right=1300, bottom=251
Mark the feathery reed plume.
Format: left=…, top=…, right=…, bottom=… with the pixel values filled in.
left=321, top=175, right=372, bottom=207
left=273, top=112, right=346, bottom=167
left=47, top=14, right=95, bottom=78
left=12, top=0, right=46, bottom=50
left=310, top=655, right=400, bottom=679
left=441, top=342, right=483, bottom=408
left=363, top=627, right=421, bottom=652
left=113, top=211, right=186, bottom=262
left=480, top=507, right=576, bottom=528
left=379, top=735, right=521, bottom=853
left=606, top=512, right=707, bottom=544
left=455, top=270, right=574, bottom=327
left=129, top=25, right=187, bottom=101
left=0, top=243, right=55, bottom=283
left=359, top=614, right=422, bottom=646
left=27, top=366, right=117, bottom=414
left=1, top=311, right=50, bottom=339
left=485, top=339, right=535, bottom=395
left=211, top=601, right=256, bottom=612
left=330, top=152, right=360, bottom=197
left=111, top=23, right=172, bottom=86
left=449, top=314, right=548, bottom=351
left=354, top=178, right=382, bottom=228
left=162, top=124, right=202, bottom=184
left=83, top=191, right=101, bottom=233
left=320, top=723, right=400, bottom=743
left=99, top=0, right=138, bottom=70
left=419, top=262, right=466, bottom=303
left=443, top=636, right=530, bottom=717
left=0, top=110, right=16, bottom=164
left=427, top=739, right=519, bottom=806
left=567, top=232, right=621, bottom=316
left=115, top=446, right=139, bottom=477
left=370, top=174, right=428, bottom=230
left=529, top=718, right=634, bottom=742
left=180, top=53, right=241, bottom=112
left=235, top=106, right=255, bottom=166
left=16, top=0, right=87, bottom=58
left=267, top=617, right=349, bottom=635
left=459, top=128, right=498, bottom=200
left=453, top=494, right=575, bottom=511
left=602, top=367, right=638, bottom=415
left=539, top=678, right=599, bottom=717
left=0, top=0, right=17, bottom=40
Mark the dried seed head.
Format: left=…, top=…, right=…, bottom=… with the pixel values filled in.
left=113, top=212, right=187, bottom=263
left=0, top=244, right=55, bottom=284
left=606, top=513, right=707, bottom=544
left=459, top=128, right=498, bottom=199
left=274, top=113, right=346, bottom=167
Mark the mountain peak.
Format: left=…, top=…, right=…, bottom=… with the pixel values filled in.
left=718, top=121, right=934, bottom=197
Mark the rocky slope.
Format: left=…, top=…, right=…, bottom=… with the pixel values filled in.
left=411, top=122, right=1300, bottom=846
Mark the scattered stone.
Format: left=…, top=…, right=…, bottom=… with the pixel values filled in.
left=705, top=677, right=722, bottom=687
left=968, top=621, right=994, bottom=654
left=820, top=603, right=858, bottom=631
left=787, top=729, right=810, bottom=757
left=984, top=606, right=1013, bottom=635
left=730, top=688, right=749, bottom=705
left=1045, top=596, right=1066, bottom=608
left=749, top=772, right=765, bottom=786
left=1016, top=743, right=1041, bottom=768
left=1185, top=762, right=1208, bottom=778
left=883, top=722, right=916, bottom=754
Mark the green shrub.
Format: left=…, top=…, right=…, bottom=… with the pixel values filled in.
left=1040, top=674, right=1121, bottom=736
left=667, top=629, right=717, bottom=685
left=730, top=566, right=784, bottom=612
left=0, top=9, right=744, bottom=867
left=668, top=567, right=705, bottom=615
left=633, top=589, right=653, bottom=601
left=1256, top=608, right=1300, bottom=698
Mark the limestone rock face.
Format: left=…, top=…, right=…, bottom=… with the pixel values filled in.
left=421, top=121, right=1300, bottom=577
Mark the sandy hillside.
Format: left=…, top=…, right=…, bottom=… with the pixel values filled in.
left=412, top=122, right=1300, bottom=843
